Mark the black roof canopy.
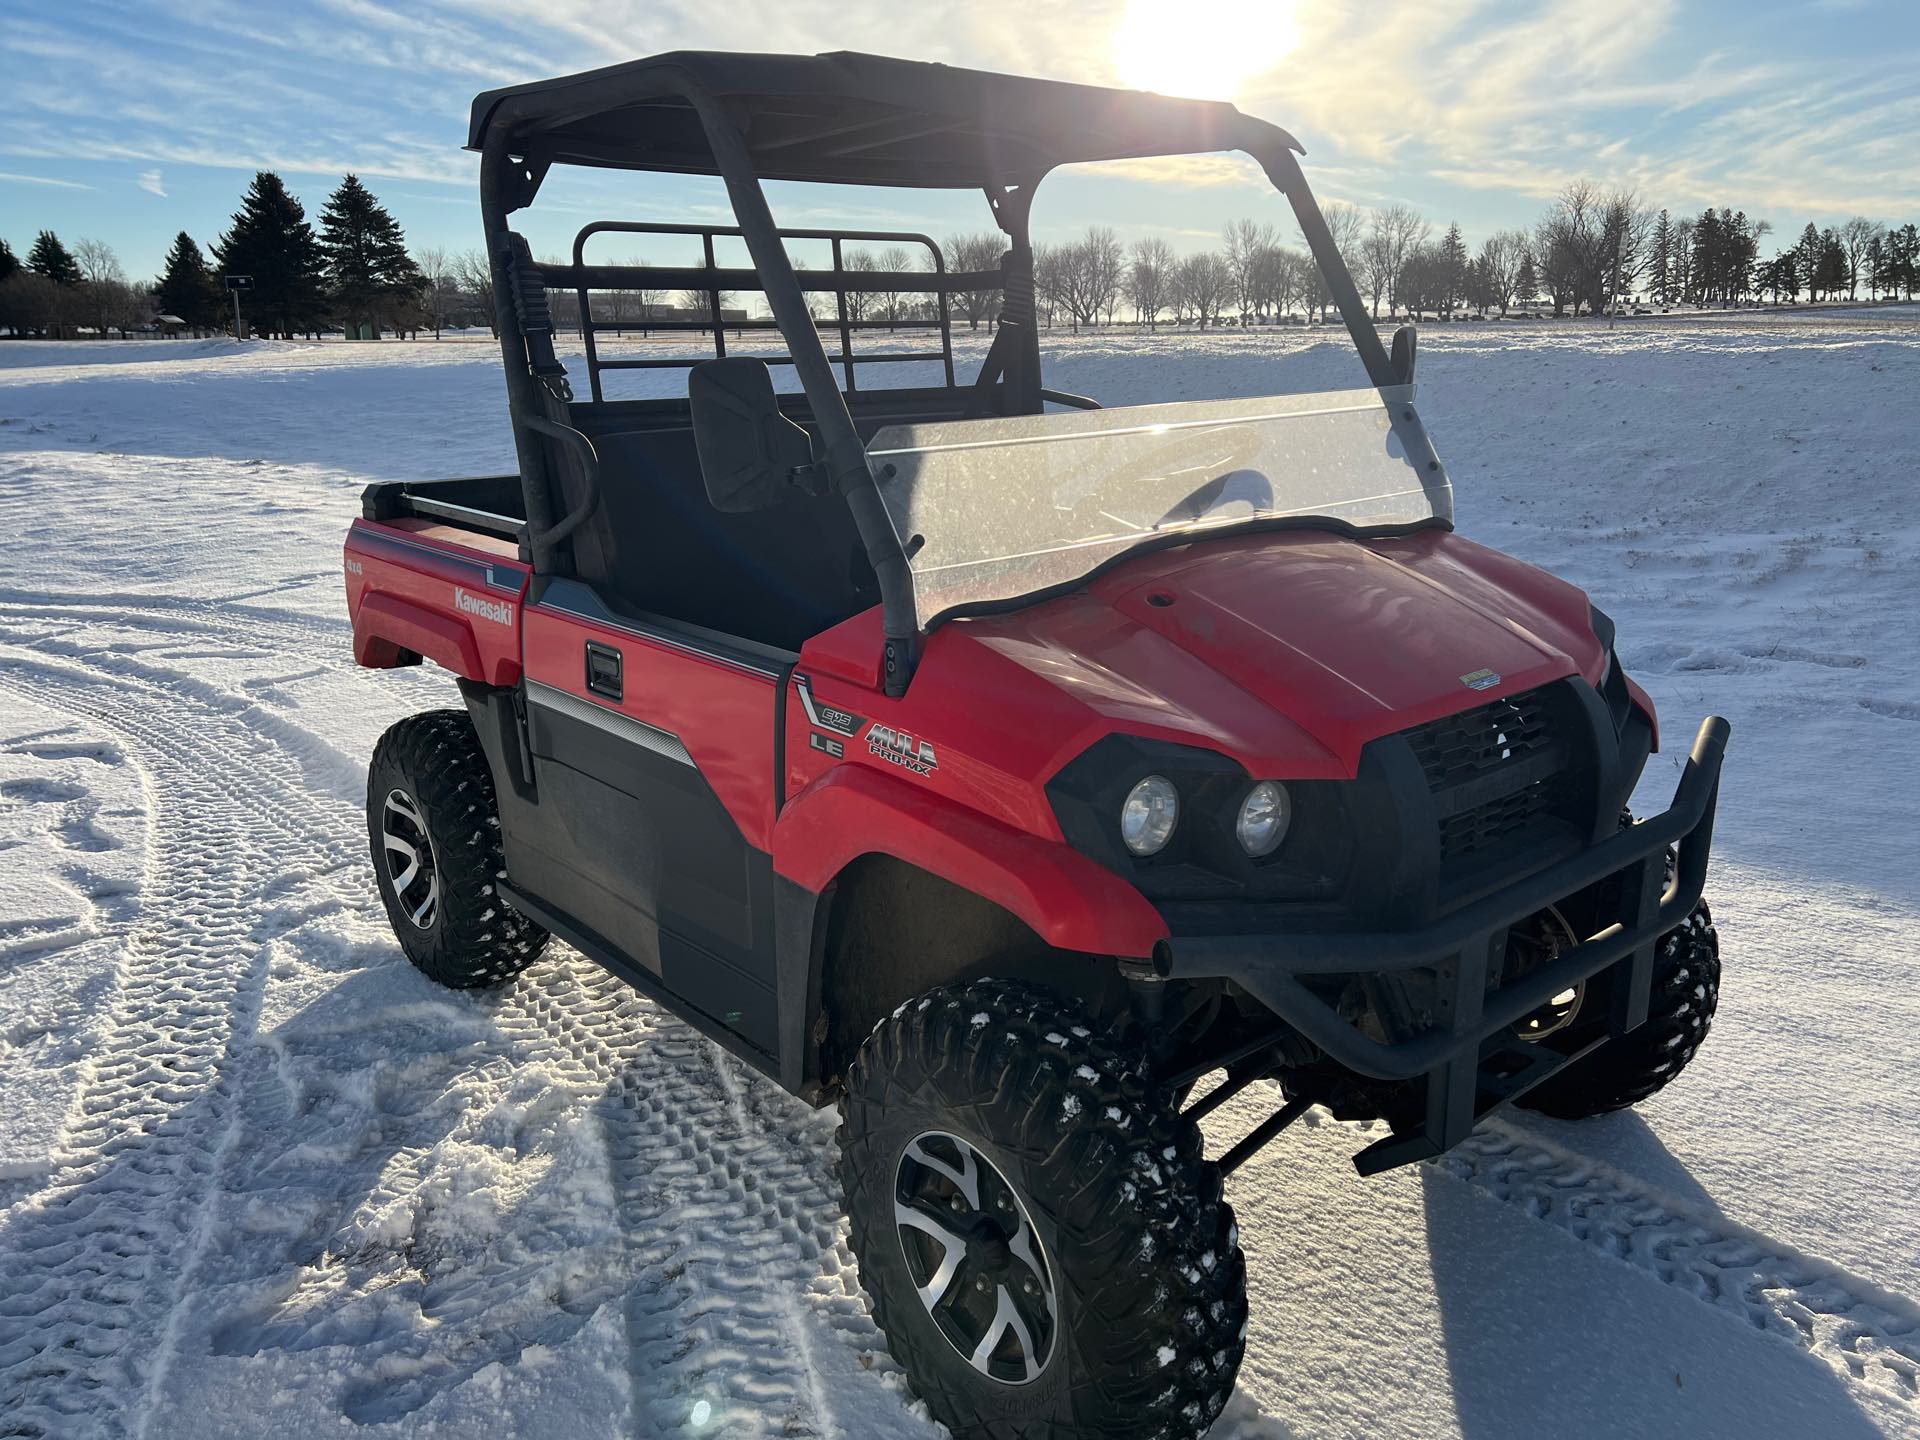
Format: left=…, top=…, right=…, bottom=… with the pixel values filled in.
left=467, top=50, right=1301, bottom=188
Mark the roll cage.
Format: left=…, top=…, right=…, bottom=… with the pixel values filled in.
left=471, top=49, right=1400, bottom=695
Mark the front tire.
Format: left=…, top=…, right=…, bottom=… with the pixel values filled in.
left=838, top=980, right=1246, bottom=1440
left=1519, top=900, right=1720, bottom=1119
left=366, top=709, right=547, bottom=988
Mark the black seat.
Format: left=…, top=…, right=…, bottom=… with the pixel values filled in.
left=550, top=413, right=876, bottom=652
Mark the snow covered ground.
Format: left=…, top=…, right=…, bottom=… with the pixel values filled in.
left=1, top=311, right=1917, bottom=1439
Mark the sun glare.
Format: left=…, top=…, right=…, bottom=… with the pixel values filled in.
left=1112, top=0, right=1301, bottom=101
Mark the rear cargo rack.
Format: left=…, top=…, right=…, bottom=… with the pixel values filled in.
left=538, top=221, right=992, bottom=401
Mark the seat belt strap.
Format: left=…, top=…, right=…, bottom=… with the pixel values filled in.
left=498, top=232, right=572, bottom=403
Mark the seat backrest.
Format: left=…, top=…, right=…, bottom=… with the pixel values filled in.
left=563, top=417, right=876, bottom=651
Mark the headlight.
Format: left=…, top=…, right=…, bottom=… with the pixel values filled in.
left=1235, top=780, right=1292, bottom=857
left=1120, top=774, right=1179, bottom=856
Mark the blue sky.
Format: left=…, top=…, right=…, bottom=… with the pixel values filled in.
left=2, top=0, right=1915, bottom=281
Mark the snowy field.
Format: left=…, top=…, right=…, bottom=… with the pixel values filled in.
left=1, top=312, right=1918, bottom=1439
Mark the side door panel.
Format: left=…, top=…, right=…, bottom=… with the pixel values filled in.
left=511, top=579, right=791, bottom=1057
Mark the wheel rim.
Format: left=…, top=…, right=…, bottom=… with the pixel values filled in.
left=1511, top=904, right=1584, bottom=1040
left=894, top=1130, right=1057, bottom=1385
left=381, top=788, right=438, bottom=930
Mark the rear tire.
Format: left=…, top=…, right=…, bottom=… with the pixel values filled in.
left=1518, top=900, right=1719, bottom=1119
left=838, top=980, right=1245, bottom=1440
left=366, top=709, right=547, bottom=988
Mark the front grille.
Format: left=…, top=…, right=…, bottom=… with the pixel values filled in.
left=1405, top=688, right=1568, bottom=864
left=1407, top=690, right=1555, bottom=788
left=1437, top=782, right=1554, bottom=857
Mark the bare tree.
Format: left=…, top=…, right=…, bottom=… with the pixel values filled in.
left=1838, top=217, right=1883, bottom=301
left=840, top=249, right=879, bottom=323
left=413, top=246, right=454, bottom=338
left=1360, top=205, right=1428, bottom=317
left=1305, top=201, right=1364, bottom=321
left=873, top=244, right=915, bottom=330
left=943, top=232, right=1004, bottom=330
left=1476, top=230, right=1527, bottom=314
left=452, top=250, right=496, bottom=334
left=677, top=287, right=740, bottom=329
left=1039, top=229, right=1123, bottom=331
left=1033, top=243, right=1064, bottom=329
left=70, top=238, right=148, bottom=336
left=1173, top=251, right=1232, bottom=327
left=1224, top=219, right=1277, bottom=323
left=1126, top=236, right=1174, bottom=327
left=1534, top=181, right=1652, bottom=315
left=73, top=237, right=122, bottom=287
left=1085, top=227, right=1125, bottom=326
left=1248, top=244, right=1306, bottom=320
left=1322, top=201, right=1365, bottom=264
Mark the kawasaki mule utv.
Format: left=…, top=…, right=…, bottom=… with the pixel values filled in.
left=344, top=50, right=1729, bottom=1439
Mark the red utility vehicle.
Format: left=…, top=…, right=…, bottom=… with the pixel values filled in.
left=347, top=52, right=1729, bottom=1439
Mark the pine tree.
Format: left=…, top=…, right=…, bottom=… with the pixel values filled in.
left=27, top=230, right=83, bottom=287
left=214, top=172, right=327, bottom=338
left=1794, top=223, right=1824, bottom=300
left=1690, top=210, right=1720, bottom=304
left=154, top=231, right=221, bottom=330
left=1649, top=210, right=1672, bottom=304
left=318, top=174, right=425, bottom=339
left=1893, top=224, right=1920, bottom=299
left=1866, top=235, right=1890, bottom=300
left=0, top=238, right=18, bottom=285
left=1514, top=252, right=1538, bottom=304
left=1815, top=229, right=1848, bottom=299
left=1438, top=222, right=1468, bottom=315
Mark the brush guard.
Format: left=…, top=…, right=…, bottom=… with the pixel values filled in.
left=1151, top=715, right=1730, bottom=1175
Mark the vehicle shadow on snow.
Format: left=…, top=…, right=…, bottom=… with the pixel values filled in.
left=1422, top=1112, right=1890, bottom=1440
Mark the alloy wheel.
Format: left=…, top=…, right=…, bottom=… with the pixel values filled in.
left=894, top=1130, right=1057, bottom=1385
left=381, top=787, right=439, bottom=930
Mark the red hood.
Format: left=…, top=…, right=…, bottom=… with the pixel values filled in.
left=956, top=528, right=1608, bottom=779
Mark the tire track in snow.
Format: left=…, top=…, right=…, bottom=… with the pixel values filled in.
left=485, top=961, right=881, bottom=1438
left=0, top=650, right=353, bottom=1440
left=1436, top=1119, right=1920, bottom=1403
left=0, top=608, right=903, bottom=1436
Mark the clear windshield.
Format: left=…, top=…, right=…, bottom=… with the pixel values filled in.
left=869, top=386, right=1452, bottom=623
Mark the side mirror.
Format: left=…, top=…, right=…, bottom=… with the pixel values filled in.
left=1390, top=324, right=1418, bottom=386
left=688, top=357, right=816, bottom=512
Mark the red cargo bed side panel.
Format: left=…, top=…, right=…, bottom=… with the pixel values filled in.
left=344, top=519, right=530, bottom=686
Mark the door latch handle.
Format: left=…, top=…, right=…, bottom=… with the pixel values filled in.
left=585, top=642, right=623, bottom=702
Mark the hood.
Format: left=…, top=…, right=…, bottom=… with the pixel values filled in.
left=962, top=527, right=1607, bottom=778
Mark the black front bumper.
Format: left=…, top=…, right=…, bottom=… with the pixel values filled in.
left=1153, top=715, right=1730, bottom=1173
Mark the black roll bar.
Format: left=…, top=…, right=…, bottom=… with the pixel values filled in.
left=1257, top=147, right=1398, bottom=390
left=477, top=71, right=1407, bottom=694
left=479, top=137, right=561, bottom=567
left=672, top=80, right=922, bottom=693
left=520, top=415, right=602, bottom=552
left=477, top=71, right=924, bottom=694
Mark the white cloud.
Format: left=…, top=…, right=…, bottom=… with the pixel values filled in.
left=138, top=168, right=167, bottom=197
left=0, top=170, right=93, bottom=190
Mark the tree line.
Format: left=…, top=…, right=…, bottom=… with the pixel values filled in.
left=6, top=170, right=1917, bottom=343
left=0, top=171, right=435, bottom=340
left=955, top=183, right=1919, bottom=332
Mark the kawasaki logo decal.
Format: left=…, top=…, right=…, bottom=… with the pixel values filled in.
left=455, top=586, right=514, bottom=627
